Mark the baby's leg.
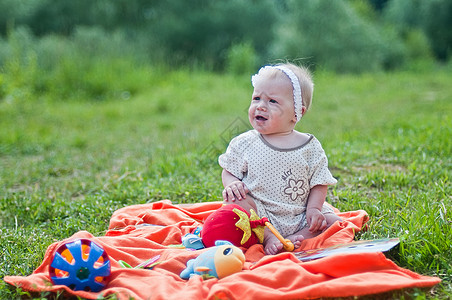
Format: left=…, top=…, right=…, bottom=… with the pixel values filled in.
left=265, top=228, right=306, bottom=255
left=225, top=196, right=284, bottom=255
left=223, top=194, right=257, bottom=214
left=263, top=228, right=284, bottom=255
left=324, top=211, right=342, bottom=227
left=286, top=231, right=305, bottom=249
left=264, top=211, right=343, bottom=255
left=227, top=197, right=284, bottom=255
left=284, top=211, right=342, bottom=252
left=291, top=211, right=342, bottom=241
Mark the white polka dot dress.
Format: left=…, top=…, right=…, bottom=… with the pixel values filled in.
left=219, top=130, right=337, bottom=237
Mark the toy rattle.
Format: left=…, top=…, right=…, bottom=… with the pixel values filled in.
left=49, top=239, right=111, bottom=292
left=265, top=221, right=295, bottom=252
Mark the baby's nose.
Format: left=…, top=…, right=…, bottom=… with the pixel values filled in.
left=257, top=102, right=267, bottom=111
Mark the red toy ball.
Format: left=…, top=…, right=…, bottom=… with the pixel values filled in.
left=201, top=204, right=267, bottom=249
left=49, top=239, right=110, bottom=292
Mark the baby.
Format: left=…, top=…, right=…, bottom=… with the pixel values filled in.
left=219, top=63, right=341, bottom=255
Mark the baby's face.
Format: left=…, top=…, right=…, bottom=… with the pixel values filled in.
left=249, top=73, right=297, bottom=136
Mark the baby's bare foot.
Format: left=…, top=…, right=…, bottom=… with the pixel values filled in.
left=287, top=233, right=304, bottom=250
left=264, top=235, right=284, bottom=255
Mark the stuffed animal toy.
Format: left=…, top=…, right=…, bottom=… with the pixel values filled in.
left=200, top=204, right=268, bottom=249
left=180, top=240, right=245, bottom=279
left=181, top=233, right=205, bottom=250
left=200, top=204, right=295, bottom=252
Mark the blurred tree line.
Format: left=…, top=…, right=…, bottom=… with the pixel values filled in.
left=0, top=0, right=450, bottom=76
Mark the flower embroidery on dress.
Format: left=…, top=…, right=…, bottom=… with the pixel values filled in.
left=284, top=178, right=308, bottom=201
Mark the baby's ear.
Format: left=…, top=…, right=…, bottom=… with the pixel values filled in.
left=297, top=106, right=307, bottom=121
left=301, top=106, right=307, bottom=116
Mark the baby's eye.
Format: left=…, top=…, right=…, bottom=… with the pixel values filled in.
left=253, top=97, right=261, bottom=101
left=269, top=99, right=278, bottom=104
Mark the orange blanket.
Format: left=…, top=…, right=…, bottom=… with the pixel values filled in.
left=4, top=200, right=440, bottom=299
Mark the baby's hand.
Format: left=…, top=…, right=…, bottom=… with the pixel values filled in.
left=306, top=208, right=327, bottom=233
left=222, top=180, right=249, bottom=202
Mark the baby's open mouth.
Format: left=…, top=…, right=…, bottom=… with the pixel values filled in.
left=256, top=115, right=268, bottom=121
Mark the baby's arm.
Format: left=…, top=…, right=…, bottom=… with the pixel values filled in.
left=221, top=169, right=249, bottom=202
left=306, top=185, right=328, bottom=233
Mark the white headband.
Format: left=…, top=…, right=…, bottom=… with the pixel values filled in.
left=251, top=65, right=303, bottom=123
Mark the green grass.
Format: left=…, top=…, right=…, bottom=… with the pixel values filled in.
left=0, top=67, right=451, bottom=299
